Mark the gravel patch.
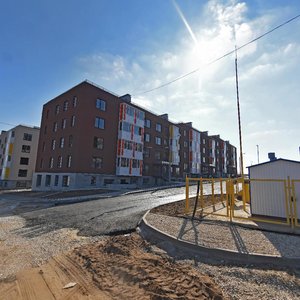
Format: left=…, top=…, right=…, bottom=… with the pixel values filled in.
left=146, top=213, right=300, bottom=258
left=0, top=216, right=103, bottom=280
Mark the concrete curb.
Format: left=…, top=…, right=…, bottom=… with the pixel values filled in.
left=138, top=211, right=300, bottom=269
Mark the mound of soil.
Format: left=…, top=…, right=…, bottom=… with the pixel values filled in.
left=71, top=233, right=226, bottom=299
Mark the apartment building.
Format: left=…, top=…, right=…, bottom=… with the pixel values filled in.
left=0, top=125, right=40, bottom=189
left=33, top=80, right=237, bottom=191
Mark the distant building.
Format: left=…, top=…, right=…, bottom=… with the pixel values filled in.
left=0, top=125, right=40, bottom=189
left=33, top=80, right=237, bottom=191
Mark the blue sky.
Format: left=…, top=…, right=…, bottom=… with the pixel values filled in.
left=1, top=0, right=300, bottom=170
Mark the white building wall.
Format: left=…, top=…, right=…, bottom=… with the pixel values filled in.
left=249, top=160, right=300, bottom=219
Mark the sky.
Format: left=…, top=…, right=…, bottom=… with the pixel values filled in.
left=1, top=0, right=300, bottom=171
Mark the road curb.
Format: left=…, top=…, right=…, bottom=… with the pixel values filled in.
left=138, top=211, right=300, bottom=269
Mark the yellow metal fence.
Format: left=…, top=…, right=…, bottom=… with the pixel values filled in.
left=185, top=176, right=299, bottom=228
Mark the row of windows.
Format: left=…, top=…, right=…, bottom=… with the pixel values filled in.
left=117, top=157, right=142, bottom=168
left=36, top=174, right=70, bottom=187
left=44, top=156, right=103, bottom=170
left=144, top=119, right=163, bottom=133
left=119, top=121, right=143, bottom=136
left=123, top=140, right=143, bottom=152
left=51, top=116, right=75, bottom=133
left=48, top=155, right=72, bottom=169
left=52, top=97, right=77, bottom=116
left=125, top=106, right=145, bottom=120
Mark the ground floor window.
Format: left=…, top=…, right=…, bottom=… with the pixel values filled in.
left=54, top=175, right=59, bottom=186
left=36, top=175, right=42, bottom=187
left=62, top=175, right=70, bottom=187
left=18, top=169, right=28, bottom=177
left=45, top=175, right=51, bottom=186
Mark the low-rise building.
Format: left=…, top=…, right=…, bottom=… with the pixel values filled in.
left=0, top=125, right=40, bottom=189
left=33, top=80, right=237, bottom=190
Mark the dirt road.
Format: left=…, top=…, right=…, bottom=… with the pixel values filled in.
left=0, top=234, right=225, bottom=299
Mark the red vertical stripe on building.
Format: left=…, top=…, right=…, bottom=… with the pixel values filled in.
left=140, top=161, right=143, bottom=175
left=129, top=159, right=132, bottom=175
left=121, top=139, right=125, bottom=156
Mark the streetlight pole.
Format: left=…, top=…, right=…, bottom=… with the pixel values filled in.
left=256, top=144, right=260, bottom=164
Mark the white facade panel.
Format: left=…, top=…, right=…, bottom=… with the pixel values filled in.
left=249, top=159, right=300, bottom=219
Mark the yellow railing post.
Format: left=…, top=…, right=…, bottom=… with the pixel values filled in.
left=292, top=180, right=298, bottom=226
left=211, top=178, right=215, bottom=206
left=226, top=180, right=229, bottom=217
left=200, top=177, right=204, bottom=209
left=242, top=177, right=246, bottom=211
left=284, top=179, right=290, bottom=225
left=287, top=176, right=294, bottom=228
left=185, top=176, right=189, bottom=214
left=220, top=178, right=223, bottom=203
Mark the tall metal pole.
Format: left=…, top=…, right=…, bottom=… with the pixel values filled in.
left=235, top=46, right=244, bottom=178
left=256, top=144, right=260, bottom=164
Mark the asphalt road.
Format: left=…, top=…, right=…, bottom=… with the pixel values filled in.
left=0, top=184, right=221, bottom=237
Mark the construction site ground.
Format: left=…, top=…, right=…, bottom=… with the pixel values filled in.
left=0, top=193, right=299, bottom=299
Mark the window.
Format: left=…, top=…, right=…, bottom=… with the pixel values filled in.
left=60, top=137, right=64, bottom=148
left=93, top=137, right=104, bottom=149
left=73, top=96, right=77, bottom=107
left=69, top=135, right=73, bottom=147
left=63, top=101, right=68, bottom=111
left=36, top=175, right=42, bottom=187
left=51, top=139, right=56, bottom=150
left=145, top=119, right=151, bottom=128
left=45, top=175, right=51, bottom=187
left=184, top=152, right=187, bottom=159
left=71, top=115, right=75, bottom=127
left=7, top=155, right=11, bottom=161
left=20, top=157, right=29, bottom=165
left=203, top=139, right=206, bottom=144
left=61, top=119, right=67, bottom=129
left=155, top=137, right=161, bottom=145
left=184, top=130, right=186, bottom=136
left=95, top=117, right=105, bottom=129
left=55, top=105, right=60, bottom=115
left=18, top=169, right=28, bottom=177
left=67, top=155, right=72, bottom=168
left=144, top=133, right=150, bottom=142
left=156, top=123, right=162, bottom=132
left=96, top=99, right=106, bottom=111
left=203, top=157, right=206, bottom=163
left=54, top=175, right=59, bottom=186
left=23, top=133, right=32, bottom=141
left=91, top=176, right=96, bottom=185
left=57, top=156, right=62, bottom=168
left=143, top=147, right=150, bottom=158
left=92, top=157, right=103, bottom=169
left=62, top=175, right=70, bottom=187
left=203, top=148, right=206, bottom=154
left=11, top=131, right=15, bottom=137
left=53, top=122, right=58, bottom=132
left=155, top=151, right=161, bottom=160
left=49, top=157, right=54, bottom=168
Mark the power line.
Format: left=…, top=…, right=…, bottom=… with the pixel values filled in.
left=132, top=13, right=300, bottom=96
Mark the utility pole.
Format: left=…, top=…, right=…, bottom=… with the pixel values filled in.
left=235, top=45, right=244, bottom=178
left=256, top=144, right=260, bottom=164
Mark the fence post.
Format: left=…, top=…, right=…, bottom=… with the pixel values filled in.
left=291, top=180, right=298, bottom=226
left=185, top=175, right=189, bottom=214
left=212, top=178, right=215, bottom=206
left=287, top=176, right=294, bottom=228
left=200, top=177, right=204, bottom=209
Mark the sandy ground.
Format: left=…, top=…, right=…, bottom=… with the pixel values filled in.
left=0, top=233, right=225, bottom=300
